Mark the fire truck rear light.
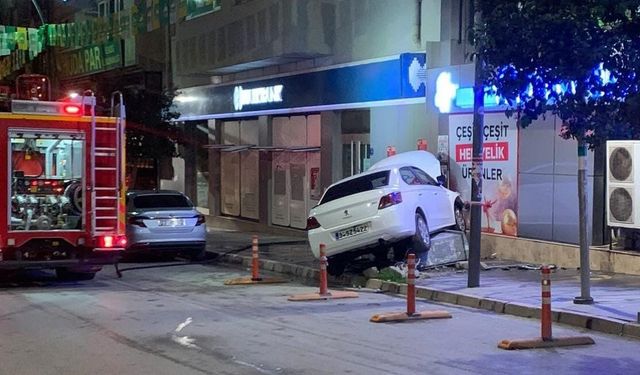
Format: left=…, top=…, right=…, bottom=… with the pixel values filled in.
left=103, top=236, right=114, bottom=248
left=63, top=104, right=81, bottom=115
left=97, top=235, right=126, bottom=249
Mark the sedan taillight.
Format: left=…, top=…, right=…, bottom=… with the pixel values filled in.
left=128, top=216, right=148, bottom=227
left=378, top=192, right=403, bottom=209
left=195, top=214, right=206, bottom=226
left=306, top=216, right=321, bottom=230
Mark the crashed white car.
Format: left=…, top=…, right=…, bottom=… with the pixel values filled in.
left=306, top=151, right=465, bottom=275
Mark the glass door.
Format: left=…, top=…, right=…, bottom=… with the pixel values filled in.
left=342, top=134, right=371, bottom=178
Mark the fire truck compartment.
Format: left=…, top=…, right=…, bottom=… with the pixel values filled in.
left=10, top=131, right=85, bottom=231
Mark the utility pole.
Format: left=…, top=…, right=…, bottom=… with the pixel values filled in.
left=468, top=0, right=483, bottom=288
left=574, top=139, right=593, bottom=304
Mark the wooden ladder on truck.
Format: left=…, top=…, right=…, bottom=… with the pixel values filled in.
left=90, top=92, right=126, bottom=246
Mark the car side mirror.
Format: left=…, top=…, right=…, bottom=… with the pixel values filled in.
left=436, top=175, right=446, bottom=186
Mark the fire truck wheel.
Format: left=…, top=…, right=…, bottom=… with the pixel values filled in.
left=55, top=267, right=96, bottom=281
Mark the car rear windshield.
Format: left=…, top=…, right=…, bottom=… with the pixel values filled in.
left=133, top=194, right=193, bottom=209
left=320, top=170, right=390, bottom=205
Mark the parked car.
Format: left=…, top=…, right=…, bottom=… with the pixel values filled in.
left=125, top=190, right=207, bottom=260
left=306, top=151, right=465, bottom=275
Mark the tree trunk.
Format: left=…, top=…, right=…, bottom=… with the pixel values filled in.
left=575, top=140, right=593, bottom=304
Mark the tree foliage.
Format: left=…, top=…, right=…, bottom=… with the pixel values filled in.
left=120, top=87, right=181, bottom=161
left=473, top=0, right=640, bottom=148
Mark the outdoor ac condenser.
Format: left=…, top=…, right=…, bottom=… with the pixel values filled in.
left=607, top=140, right=640, bottom=228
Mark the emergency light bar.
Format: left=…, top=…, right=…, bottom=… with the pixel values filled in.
left=11, top=100, right=83, bottom=116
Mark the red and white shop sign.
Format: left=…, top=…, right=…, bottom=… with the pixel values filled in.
left=448, top=113, right=519, bottom=236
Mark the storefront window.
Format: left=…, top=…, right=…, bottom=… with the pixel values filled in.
left=9, top=131, right=84, bottom=231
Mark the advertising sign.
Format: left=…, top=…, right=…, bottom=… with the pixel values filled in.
left=449, top=113, right=519, bottom=236
left=57, top=40, right=122, bottom=78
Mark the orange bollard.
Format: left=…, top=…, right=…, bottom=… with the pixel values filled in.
left=407, top=253, right=416, bottom=315
left=319, top=244, right=329, bottom=296
left=497, top=265, right=594, bottom=349
left=541, top=265, right=552, bottom=341
left=251, top=235, right=261, bottom=281
left=223, top=234, right=286, bottom=285
left=287, top=243, right=359, bottom=301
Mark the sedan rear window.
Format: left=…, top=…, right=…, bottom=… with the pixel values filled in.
left=133, top=194, right=193, bottom=209
left=320, top=171, right=390, bottom=205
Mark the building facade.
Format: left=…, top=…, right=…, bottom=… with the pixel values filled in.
left=172, top=0, right=609, bottom=253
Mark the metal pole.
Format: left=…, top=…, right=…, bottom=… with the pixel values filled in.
left=574, top=141, right=594, bottom=304
left=541, top=265, right=552, bottom=340
left=468, top=0, right=483, bottom=288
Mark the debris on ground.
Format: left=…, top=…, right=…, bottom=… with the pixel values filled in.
left=362, top=267, right=380, bottom=279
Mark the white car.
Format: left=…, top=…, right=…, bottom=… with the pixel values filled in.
left=306, top=151, right=465, bottom=275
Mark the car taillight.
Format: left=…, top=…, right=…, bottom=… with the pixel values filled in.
left=195, top=214, right=206, bottom=226
left=97, top=235, right=127, bottom=249
left=378, top=192, right=403, bottom=209
left=306, top=216, right=321, bottom=230
left=128, top=216, right=148, bottom=227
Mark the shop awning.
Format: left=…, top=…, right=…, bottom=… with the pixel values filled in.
left=203, top=144, right=235, bottom=149
left=286, top=146, right=321, bottom=152
left=221, top=145, right=255, bottom=153
left=250, top=146, right=286, bottom=152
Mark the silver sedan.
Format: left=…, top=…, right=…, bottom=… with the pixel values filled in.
left=125, top=190, right=207, bottom=260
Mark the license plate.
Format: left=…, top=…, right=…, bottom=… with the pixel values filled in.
left=159, top=218, right=185, bottom=227
left=335, top=223, right=370, bottom=240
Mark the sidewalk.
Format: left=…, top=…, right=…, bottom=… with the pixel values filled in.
left=205, top=228, right=640, bottom=340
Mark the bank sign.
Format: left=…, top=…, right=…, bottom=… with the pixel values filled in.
left=175, top=53, right=427, bottom=120
left=449, top=113, right=519, bottom=236
left=233, top=85, right=283, bottom=111
left=57, top=41, right=122, bottom=78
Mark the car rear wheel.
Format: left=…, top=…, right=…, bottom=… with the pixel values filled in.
left=189, top=246, right=206, bottom=261
left=412, top=212, right=431, bottom=254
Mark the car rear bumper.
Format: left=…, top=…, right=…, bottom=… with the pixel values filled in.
left=308, top=206, right=414, bottom=258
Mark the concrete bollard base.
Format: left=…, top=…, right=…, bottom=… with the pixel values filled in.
left=498, top=336, right=595, bottom=350
left=287, top=290, right=359, bottom=301
left=370, top=310, right=452, bottom=323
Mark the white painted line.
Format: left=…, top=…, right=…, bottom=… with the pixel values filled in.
left=171, top=317, right=200, bottom=350
left=175, top=317, right=193, bottom=333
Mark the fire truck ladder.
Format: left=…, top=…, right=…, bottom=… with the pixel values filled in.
left=91, top=92, right=125, bottom=237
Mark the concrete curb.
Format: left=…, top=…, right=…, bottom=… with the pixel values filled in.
left=366, top=279, right=640, bottom=341
left=212, top=251, right=640, bottom=340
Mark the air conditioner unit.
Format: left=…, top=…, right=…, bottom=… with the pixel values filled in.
left=606, top=140, right=640, bottom=228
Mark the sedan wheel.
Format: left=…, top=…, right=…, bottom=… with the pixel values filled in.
left=454, top=205, right=466, bottom=232
left=412, top=212, right=431, bottom=254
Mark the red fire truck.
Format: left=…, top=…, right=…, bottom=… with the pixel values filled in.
left=1, top=76, right=126, bottom=280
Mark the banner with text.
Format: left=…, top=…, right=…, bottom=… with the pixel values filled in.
left=449, top=113, right=519, bottom=236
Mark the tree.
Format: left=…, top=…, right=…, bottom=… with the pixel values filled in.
left=121, top=87, right=181, bottom=162
left=472, top=0, right=640, bottom=303
left=97, top=79, right=183, bottom=188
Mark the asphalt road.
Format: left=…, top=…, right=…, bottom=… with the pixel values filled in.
left=0, top=261, right=639, bottom=375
